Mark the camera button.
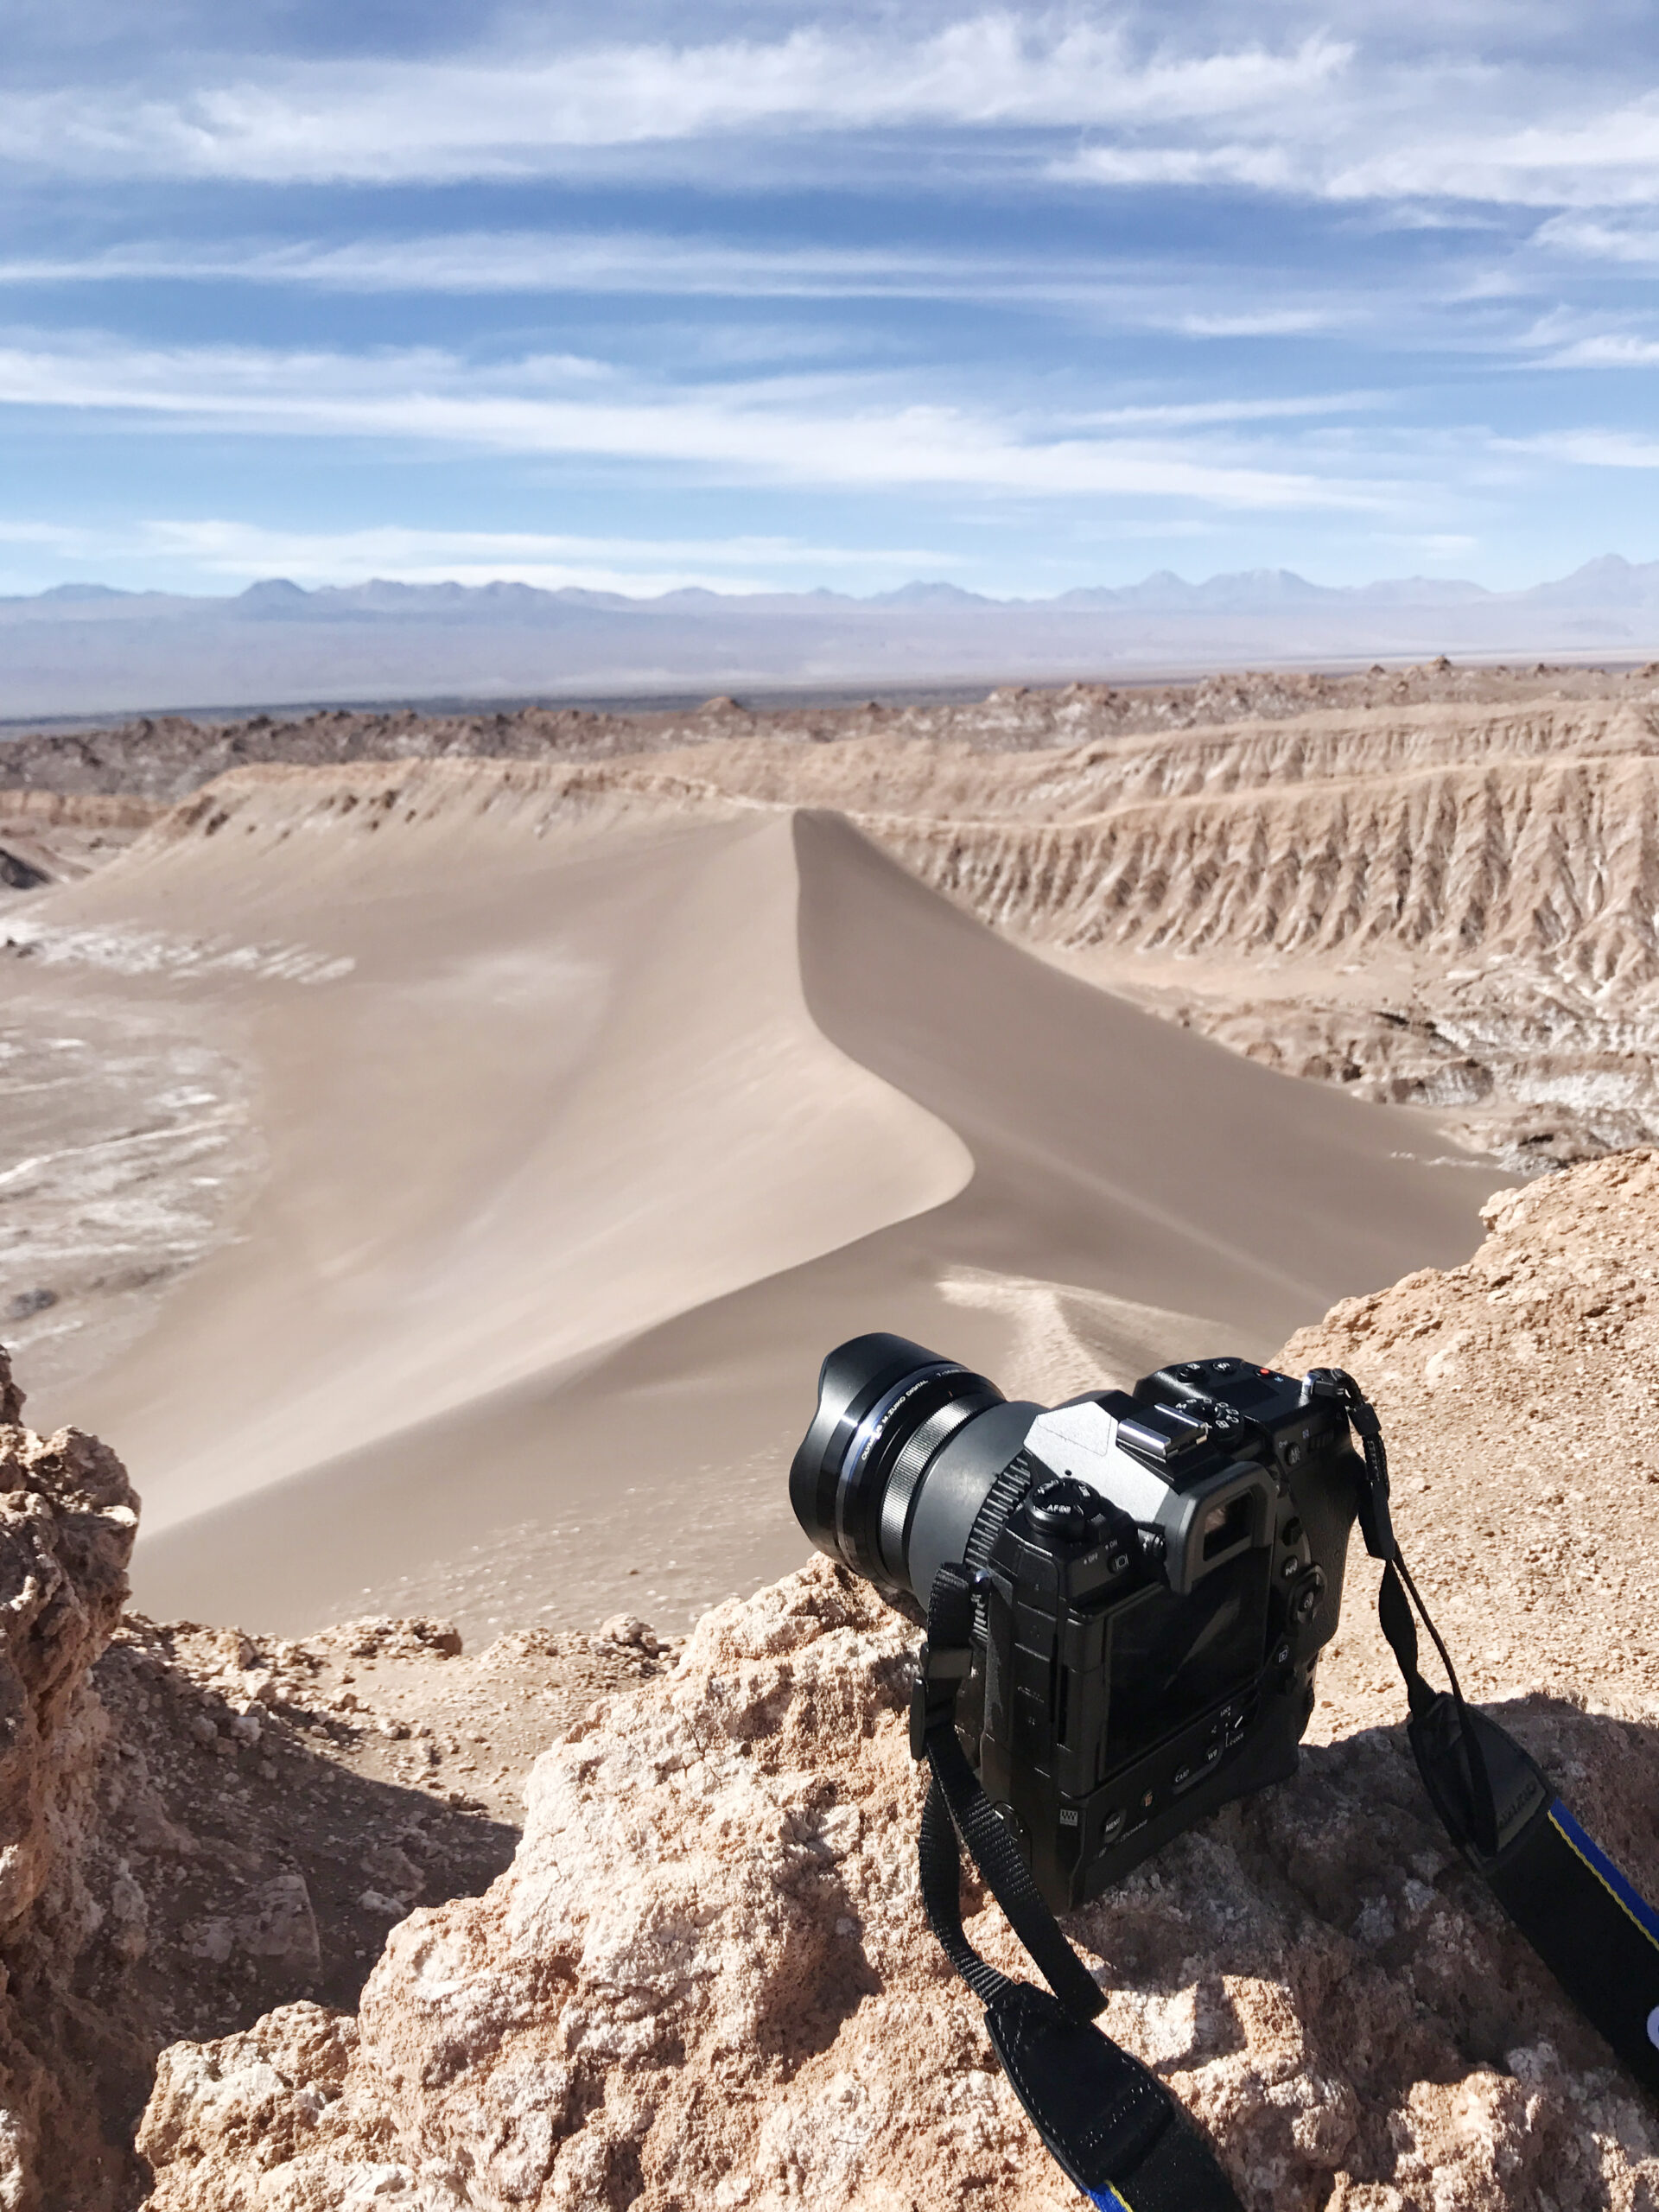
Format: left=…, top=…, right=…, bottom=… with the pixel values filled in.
left=1099, top=1808, right=1127, bottom=1844
left=1290, top=1569, right=1326, bottom=1626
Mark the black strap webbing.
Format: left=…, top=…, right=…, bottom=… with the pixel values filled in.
left=1323, top=1367, right=1659, bottom=2098
left=916, top=1563, right=1244, bottom=2212
left=1369, top=1525, right=1659, bottom=2096
left=1486, top=1796, right=1659, bottom=2094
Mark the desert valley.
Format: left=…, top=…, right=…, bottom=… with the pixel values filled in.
left=1, top=663, right=1656, bottom=2209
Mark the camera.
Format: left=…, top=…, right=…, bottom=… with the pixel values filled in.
left=790, top=1334, right=1367, bottom=1912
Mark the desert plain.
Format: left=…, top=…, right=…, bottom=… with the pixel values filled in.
left=0, top=659, right=1656, bottom=2209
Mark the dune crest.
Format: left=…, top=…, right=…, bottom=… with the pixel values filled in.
left=18, top=766, right=969, bottom=1535
left=3, top=747, right=1501, bottom=1635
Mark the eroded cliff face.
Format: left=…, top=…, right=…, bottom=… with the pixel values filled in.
left=0, top=1347, right=141, bottom=2210
left=10, top=668, right=1659, bottom=1167
left=130, top=1155, right=1659, bottom=2212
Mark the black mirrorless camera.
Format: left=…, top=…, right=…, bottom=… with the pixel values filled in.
left=791, top=1333, right=1366, bottom=1911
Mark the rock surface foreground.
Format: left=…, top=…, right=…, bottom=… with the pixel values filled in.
left=133, top=1563, right=1659, bottom=2210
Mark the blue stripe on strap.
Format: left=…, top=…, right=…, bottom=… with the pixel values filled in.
left=1548, top=1800, right=1659, bottom=1953
left=1085, top=2189, right=1135, bottom=2212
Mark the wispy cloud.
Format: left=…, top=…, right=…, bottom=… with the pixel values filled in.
left=1326, top=101, right=1659, bottom=209
left=0, top=232, right=1371, bottom=354
left=1056, top=143, right=1295, bottom=189
left=0, top=18, right=1347, bottom=182
left=1533, top=213, right=1659, bottom=262
left=0, top=234, right=1002, bottom=298
left=1545, top=333, right=1659, bottom=366
left=0, top=332, right=1387, bottom=509
left=1504, top=428, right=1659, bottom=467
left=0, top=15, right=1652, bottom=220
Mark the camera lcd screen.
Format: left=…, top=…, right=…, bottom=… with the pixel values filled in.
left=1103, top=1550, right=1270, bottom=1763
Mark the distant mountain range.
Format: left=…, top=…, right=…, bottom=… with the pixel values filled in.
left=3, top=556, right=1657, bottom=720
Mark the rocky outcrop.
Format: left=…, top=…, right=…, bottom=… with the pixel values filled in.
left=131, top=1558, right=1659, bottom=2211
left=0, top=1336, right=677, bottom=2209
left=0, top=1345, right=141, bottom=2210
left=1281, top=1146, right=1659, bottom=1738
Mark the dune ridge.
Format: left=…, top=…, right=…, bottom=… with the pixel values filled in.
left=10, top=677, right=1659, bottom=1165
left=0, top=751, right=1500, bottom=1636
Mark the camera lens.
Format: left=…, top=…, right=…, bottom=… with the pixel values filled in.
left=789, top=1333, right=1009, bottom=1596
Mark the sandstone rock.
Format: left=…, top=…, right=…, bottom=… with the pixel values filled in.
left=0, top=1338, right=685, bottom=2205
left=0, top=1342, right=142, bottom=2211
left=1283, top=1146, right=1659, bottom=1741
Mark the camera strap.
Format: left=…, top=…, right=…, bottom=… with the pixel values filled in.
left=1325, top=1372, right=1659, bottom=2100
left=911, top=1386, right=1659, bottom=2212
left=912, top=1560, right=1246, bottom=2212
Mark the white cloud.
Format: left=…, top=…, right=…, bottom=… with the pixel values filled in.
left=0, top=333, right=1386, bottom=510
left=1505, top=429, right=1659, bottom=467
left=1546, top=333, right=1659, bottom=365
left=1056, top=143, right=1294, bottom=188
left=0, top=233, right=1367, bottom=351
left=1533, top=213, right=1659, bottom=262
left=0, top=234, right=988, bottom=298
left=1326, top=99, right=1659, bottom=208
left=0, top=13, right=1649, bottom=221
left=0, top=519, right=86, bottom=548
left=1073, top=392, right=1380, bottom=426
left=0, top=14, right=1650, bottom=221
left=0, top=18, right=1349, bottom=182
left=1173, top=309, right=1345, bottom=337
left=0, top=231, right=1276, bottom=312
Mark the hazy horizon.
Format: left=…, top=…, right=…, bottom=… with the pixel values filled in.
left=10, top=546, right=1659, bottom=611
left=3, top=547, right=1657, bottom=721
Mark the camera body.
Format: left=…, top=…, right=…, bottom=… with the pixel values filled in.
left=965, top=1355, right=1359, bottom=1908
left=790, top=1339, right=1365, bottom=1913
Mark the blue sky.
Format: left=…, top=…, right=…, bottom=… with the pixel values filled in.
left=2, top=1, right=1658, bottom=599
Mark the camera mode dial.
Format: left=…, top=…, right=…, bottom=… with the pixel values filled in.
left=1025, top=1477, right=1109, bottom=1545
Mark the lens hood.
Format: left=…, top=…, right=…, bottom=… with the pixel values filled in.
left=789, top=1333, right=1003, bottom=1591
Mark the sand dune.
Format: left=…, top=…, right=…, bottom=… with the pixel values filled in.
left=3, top=758, right=1501, bottom=1634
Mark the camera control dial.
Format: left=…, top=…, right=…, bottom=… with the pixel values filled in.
left=1025, top=1477, right=1109, bottom=1544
